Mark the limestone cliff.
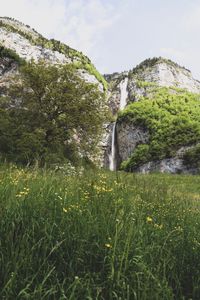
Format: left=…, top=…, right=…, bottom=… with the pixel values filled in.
left=1, top=18, right=200, bottom=174
left=0, top=17, right=106, bottom=92
left=105, top=58, right=200, bottom=173
left=105, top=57, right=200, bottom=111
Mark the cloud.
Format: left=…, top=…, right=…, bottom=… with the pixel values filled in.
left=60, top=0, right=120, bottom=55
left=160, top=48, right=187, bottom=62
left=0, top=0, right=120, bottom=57
left=160, top=47, right=200, bottom=79
left=0, top=0, right=67, bottom=36
left=1, top=0, right=199, bottom=79
left=182, top=3, right=200, bottom=32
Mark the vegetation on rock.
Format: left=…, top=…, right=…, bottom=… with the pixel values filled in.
left=0, top=45, right=25, bottom=66
left=119, top=87, right=200, bottom=171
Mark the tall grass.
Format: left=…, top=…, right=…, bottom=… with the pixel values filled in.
left=0, top=164, right=200, bottom=299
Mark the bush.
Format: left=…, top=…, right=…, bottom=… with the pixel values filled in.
left=0, top=45, right=25, bottom=65
left=183, top=144, right=200, bottom=167
left=121, top=144, right=150, bottom=171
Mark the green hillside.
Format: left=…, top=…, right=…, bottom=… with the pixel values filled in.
left=119, top=87, right=200, bottom=171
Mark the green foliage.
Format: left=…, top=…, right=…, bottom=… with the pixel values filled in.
left=135, top=80, right=157, bottom=88
left=1, top=166, right=200, bottom=299
left=0, top=61, right=108, bottom=166
left=121, top=144, right=150, bottom=171
left=0, top=20, right=36, bottom=40
left=0, top=45, right=25, bottom=65
left=74, top=61, right=108, bottom=91
left=119, top=88, right=200, bottom=170
left=183, top=144, right=200, bottom=167
left=131, top=57, right=160, bottom=75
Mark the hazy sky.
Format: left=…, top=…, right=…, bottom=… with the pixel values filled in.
left=1, top=0, right=200, bottom=78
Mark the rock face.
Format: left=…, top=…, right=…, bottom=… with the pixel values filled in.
left=0, top=27, right=69, bottom=64
left=0, top=57, right=18, bottom=94
left=104, top=57, right=200, bottom=173
left=116, top=122, right=149, bottom=165
left=137, top=158, right=192, bottom=174
left=0, top=17, right=69, bottom=65
left=106, top=58, right=200, bottom=111
left=143, top=62, right=200, bottom=93
left=103, top=120, right=149, bottom=170
left=136, top=146, right=198, bottom=174
left=0, top=57, right=17, bottom=76
left=0, top=17, right=104, bottom=92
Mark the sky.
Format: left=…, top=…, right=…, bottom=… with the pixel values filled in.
left=1, top=0, right=200, bottom=79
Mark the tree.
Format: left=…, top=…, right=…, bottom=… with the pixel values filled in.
left=1, top=60, right=108, bottom=166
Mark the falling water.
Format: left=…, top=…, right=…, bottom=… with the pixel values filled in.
left=109, top=121, right=117, bottom=171
left=119, top=77, right=128, bottom=110
left=109, top=77, right=128, bottom=171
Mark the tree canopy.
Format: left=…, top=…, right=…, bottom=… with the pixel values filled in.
left=0, top=61, right=108, bottom=166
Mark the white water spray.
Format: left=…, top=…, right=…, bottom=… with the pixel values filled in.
left=119, top=77, right=128, bottom=110
left=109, top=77, right=128, bottom=171
left=109, top=122, right=117, bottom=171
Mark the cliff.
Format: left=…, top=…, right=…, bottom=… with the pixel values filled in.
left=1, top=17, right=200, bottom=173
left=0, top=17, right=107, bottom=92
left=104, top=58, right=200, bottom=174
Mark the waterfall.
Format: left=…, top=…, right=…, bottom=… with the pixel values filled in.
left=119, top=77, right=128, bottom=110
left=109, top=77, right=128, bottom=171
left=109, top=122, right=117, bottom=171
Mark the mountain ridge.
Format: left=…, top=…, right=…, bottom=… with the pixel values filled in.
left=0, top=17, right=107, bottom=90
left=1, top=17, right=200, bottom=174
left=104, top=56, right=193, bottom=79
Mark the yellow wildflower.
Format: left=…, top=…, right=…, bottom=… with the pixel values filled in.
left=16, top=187, right=30, bottom=198
left=146, top=216, right=153, bottom=223
left=105, top=243, right=112, bottom=249
left=154, top=224, right=163, bottom=229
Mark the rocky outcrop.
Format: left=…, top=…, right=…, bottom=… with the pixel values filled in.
left=0, top=57, right=17, bottom=76
left=141, top=62, right=200, bottom=93
left=0, top=57, right=18, bottom=94
left=78, top=69, right=104, bottom=92
left=116, top=121, right=149, bottom=163
left=0, top=17, right=104, bottom=91
left=106, top=58, right=200, bottom=111
left=0, top=17, right=41, bottom=41
left=0, top=27, right=69, bottom=64
left=136, top=146, right=198, bottom=174
left=136, top=158, right=191, bottom=174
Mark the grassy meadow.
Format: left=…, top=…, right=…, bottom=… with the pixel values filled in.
left=0, top=164, right=200, bottom=299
